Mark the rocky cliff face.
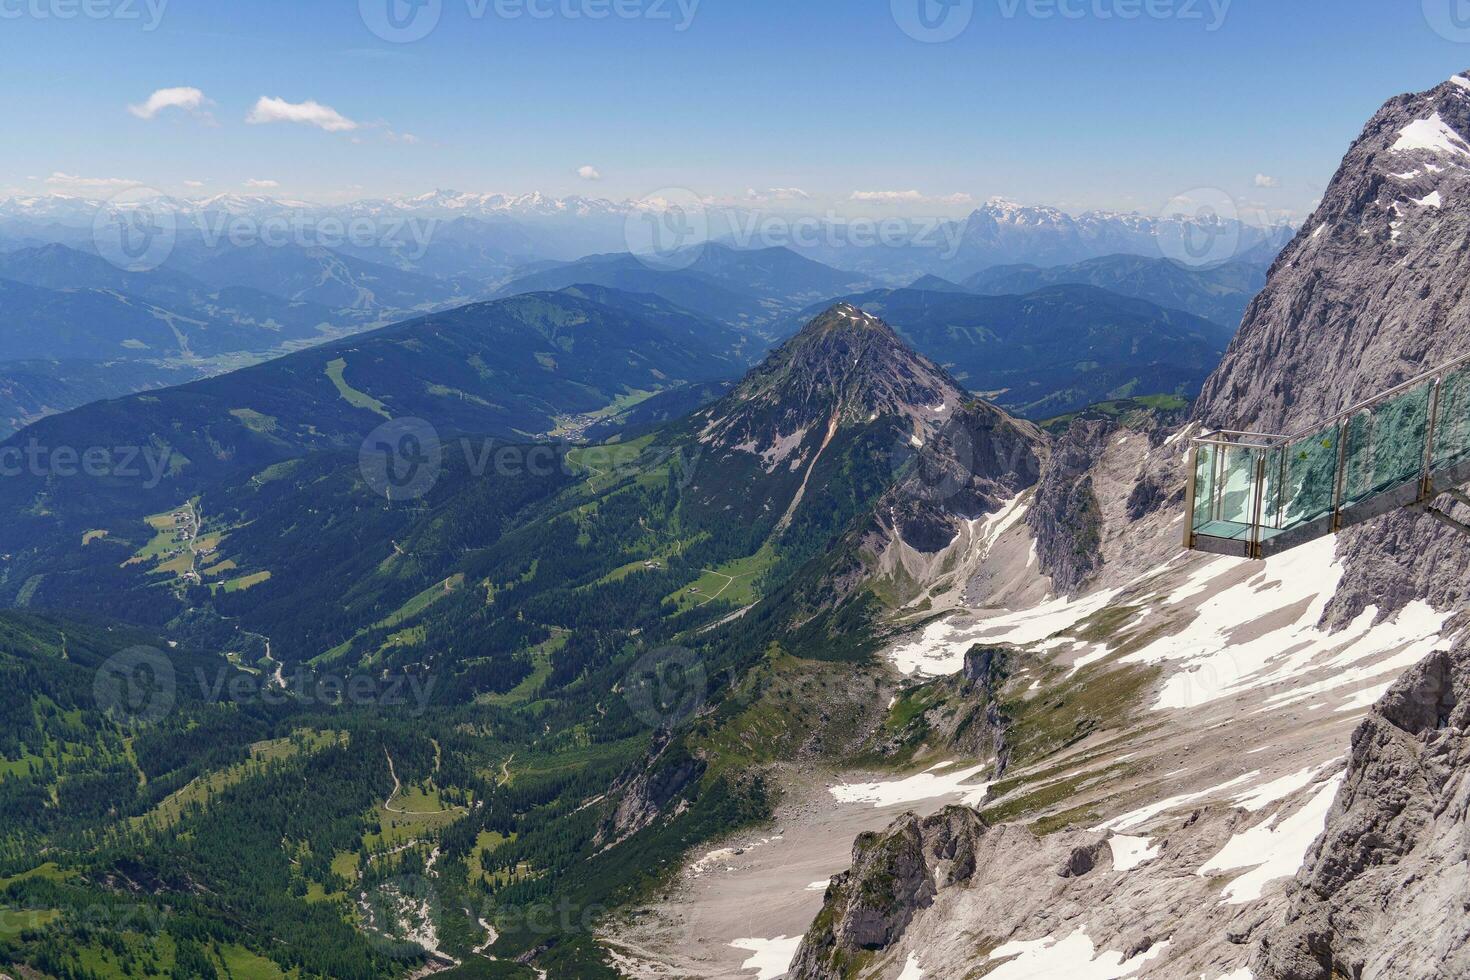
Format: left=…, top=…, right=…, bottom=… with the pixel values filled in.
left=1253, top=634, right=1470, bottom=980
left=1025, top=420, right=1108, bottom=595
left=594, top=732, right=706, bottom=849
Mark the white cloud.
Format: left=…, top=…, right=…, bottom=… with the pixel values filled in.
left=746, top=187, right=810, bottom=202
left=243, top=178, right=280, bottom=189
left=577, top=165, right=602, bottom=181
left=246, top=96, right=358, bottom=132
left=44, top=172, right=143, bottom=190
left=850, top=190, right=974, bottom=206
left=128, top=87, right=210, bottom=120
left=852, top=189, right=924, bottom=203
left=1254, top=173, right=1281, bottom=188
left=183, top=180, right=206, bottom=188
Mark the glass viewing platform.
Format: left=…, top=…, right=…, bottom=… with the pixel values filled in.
left=1186, top=350, right=1470, bottom=559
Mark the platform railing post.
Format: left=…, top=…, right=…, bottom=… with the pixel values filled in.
left=1331, top=418, right=1351, bottom=533
left=1422, top=375, right=1443, bottom=502
left=1250, top=450, right=1268, bottom=560
left=1183, top=445, right=1199, bottom=550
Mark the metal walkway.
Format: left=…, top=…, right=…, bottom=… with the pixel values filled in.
left=1185, top=350, right=1470, bottom=560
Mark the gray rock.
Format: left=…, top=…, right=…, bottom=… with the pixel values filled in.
left=1027, top=419, right=1110, bottom=594
left=787, top=806, right=987, bottom=979
left=1253, top=635, right=1470, bottom=980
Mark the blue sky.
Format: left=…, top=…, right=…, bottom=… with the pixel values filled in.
left=3, top=0, right=1469, bottom=219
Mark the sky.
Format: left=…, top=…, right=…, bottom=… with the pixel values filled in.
left=2, top=0, right=1469, bottom=220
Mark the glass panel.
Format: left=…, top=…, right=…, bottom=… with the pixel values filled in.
left=1260, top=445, right=1286, bottom=530
left=1192, top=444, right=1216, bottom=531
left=1433, top=366, right=1470, bottom=472
left=1342, top=382, right=1432, bottom=509
left=1218, top=446, right=1260, bottom=527
left=1280, top=423, right=1342, bottom=530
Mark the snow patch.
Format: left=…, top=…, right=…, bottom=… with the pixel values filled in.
left=730, top=936, right=801, bottom=980
left=986, top=928, right=1169, bottom=979
left=1228, top=765, right=1331, bottom=813
left=1108, top=834, right=1160, bottom=871
left=1102, top=537, right=1452, bottom=713
left=1415, top=190, right=1444, bottom=208
left=888, top=581, right=1120, bottom=677
left=1391, top=113, right=1470, bottom=157
left=1096, top=771, right=1261, bottom=833
left=829, top=760, right=992, bottom=808
left=1198, top=774, right=1344, bottom=904
left=897, top=952, right=925, bottom=979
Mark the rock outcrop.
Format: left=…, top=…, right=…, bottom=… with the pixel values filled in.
left=787, top=806, right=988, bottom=979
left=594, top=731, right=706, bottom=848
left=1026, top=419, right=1109, bottom=594
left=1254, top=635, right=1470, bottom=980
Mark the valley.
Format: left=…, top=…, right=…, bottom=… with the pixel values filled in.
left=1, top=30, right=1468, bottom=980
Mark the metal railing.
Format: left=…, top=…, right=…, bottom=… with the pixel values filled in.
left=1185, top=349, right=1470, bottom=559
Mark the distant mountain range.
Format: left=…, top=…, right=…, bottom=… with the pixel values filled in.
left=0, top=191, right=1295, bottom=284
left=494, top=243, right=871, bottom=334
left=961, top=252, right=1270, bottom=330
left=0, top=194, right=1287, bottom=431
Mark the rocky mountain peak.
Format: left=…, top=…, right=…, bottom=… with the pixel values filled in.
left=1194, top=71, right=1470, bottom=433
left=796, top=301, right=898, bottom=339
left=695, top=304, right=963, bottom=455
